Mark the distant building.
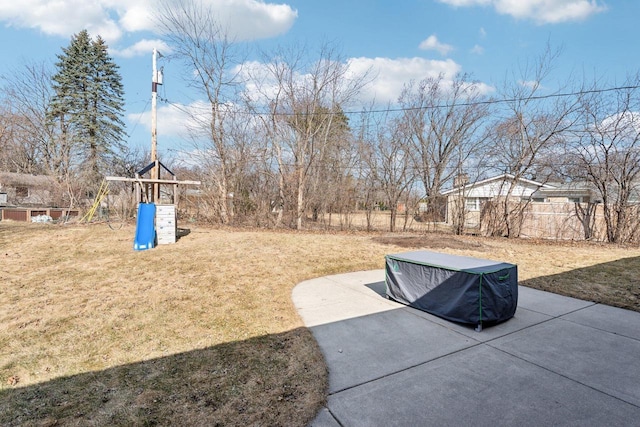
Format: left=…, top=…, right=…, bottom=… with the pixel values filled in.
left=440, top=173, right=604, bottom=240
left=0, top=172, right=59, bottom=207
left=0, top=172, right=78, bottom=222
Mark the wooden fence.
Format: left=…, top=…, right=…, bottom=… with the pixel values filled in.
left=1, top=207, right=79, bottom=222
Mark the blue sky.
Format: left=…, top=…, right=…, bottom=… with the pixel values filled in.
left=0, top=0, right=636, bottom=158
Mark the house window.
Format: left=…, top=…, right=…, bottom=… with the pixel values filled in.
left=465, top=197, right=486, bottom=211
left=568, top=197, right=582, bottom=203
left=15, top=186, right=28, bottom=197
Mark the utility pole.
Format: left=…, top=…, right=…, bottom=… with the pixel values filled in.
left=151, top=48, right=163, bottom=202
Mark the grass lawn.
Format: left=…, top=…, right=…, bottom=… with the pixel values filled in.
left=1, top=222, right=639, bottom=426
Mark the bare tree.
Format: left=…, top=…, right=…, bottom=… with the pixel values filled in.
left=571, top=77, right=640, bottom=243
left=399, top=73, right=491, bottom=218
left=484, top=46, right=579, bottom=237
left=224, top=110, right=267, bottom=223
left=246, top=43, right=368, bottom=229
left=361, top=110, right=415, bottom=232
left=156, top=0, right=246, bottom=224
left=0, top=104, right=10, bottom=170
left=353, top=111, right=381, bottom=232
left=0, top=62, right=60, bottom=175
left=243, top=51, right=296, bottom=227
left=0, top=104, right=35, bottom=173
left=305, top=109, right=355, bottom=229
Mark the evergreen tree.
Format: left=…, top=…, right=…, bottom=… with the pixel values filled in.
left=48, top=29, right=126, bottom=188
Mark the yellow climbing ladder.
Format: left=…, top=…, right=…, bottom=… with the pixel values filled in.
left=80, top=180, right=110, bottom=222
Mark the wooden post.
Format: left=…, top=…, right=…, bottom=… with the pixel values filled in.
left=151, top=49, right=163, bottom=203
left=173, top=175, right=178, bottom=205
left=135, top=173, right=141, bottom=204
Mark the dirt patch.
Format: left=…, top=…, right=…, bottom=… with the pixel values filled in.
left=372, top=234, right=488, bottom=251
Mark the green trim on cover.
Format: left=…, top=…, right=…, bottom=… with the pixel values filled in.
left=478, top=274, right=483, bottom=324
left=385, top=254, right=515, bottom=275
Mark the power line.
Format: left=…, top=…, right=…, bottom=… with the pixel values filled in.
left=126, top=98, right=150, bottom=138
left=157, top=84, right=640, bottom=118
left=345, top=85, right=640, bottom=115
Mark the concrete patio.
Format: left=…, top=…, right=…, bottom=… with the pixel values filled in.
left=292, top=270, right=640, bottom=426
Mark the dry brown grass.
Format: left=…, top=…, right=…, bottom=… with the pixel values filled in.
left=1, top=222, right=639, bottom=426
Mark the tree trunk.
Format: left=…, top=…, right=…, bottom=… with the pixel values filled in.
left=296, top=167, right=305, bottom=230
left=389, top=207, right=397, bottom=232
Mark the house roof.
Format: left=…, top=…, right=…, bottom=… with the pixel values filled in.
left=0, top=172, right=57, bottom=188
left=440, top=173, right=554, bottom=196
left=536, top=182, right=596, bottom=197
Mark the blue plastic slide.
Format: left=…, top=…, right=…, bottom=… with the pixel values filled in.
left=133, top=203, right=156, bottom=251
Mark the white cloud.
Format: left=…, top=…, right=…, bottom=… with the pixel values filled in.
left=131, top=98, right=250, bottom=137
left=600, top=111, right=640, bottom=138
left=437, top=0, right=607, bottom=24
left=519, top=80, right=540, bottom=89
left=0, top=0, right=123, bottom=42
left=470, top=44, right=484, bottom=54
left=210, top=0, right=298, bottom=41
left=236, top=56, right=468, bottom=107
left=347, top=57, right=464, bottom=104
left=234, top=60, right=282, bottom=105
left=186, top=56, right=493, bottom=117
left=129, top=101, right=202, bottom=138
left=495, top=0, right=607, bottom=24
left=119, top=3, right=155, bottom=33
left=418, top=35, right=454, bottom=56
left=0, top=0, right=297, bottom=55
left=129, top=99, right=255, bottom=157
left=111, top=39, right=172, bottom=58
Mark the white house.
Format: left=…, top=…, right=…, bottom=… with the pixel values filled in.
left=439, top=173, right=599, bottom=238
left=441, top=174, right=556, bottom=216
